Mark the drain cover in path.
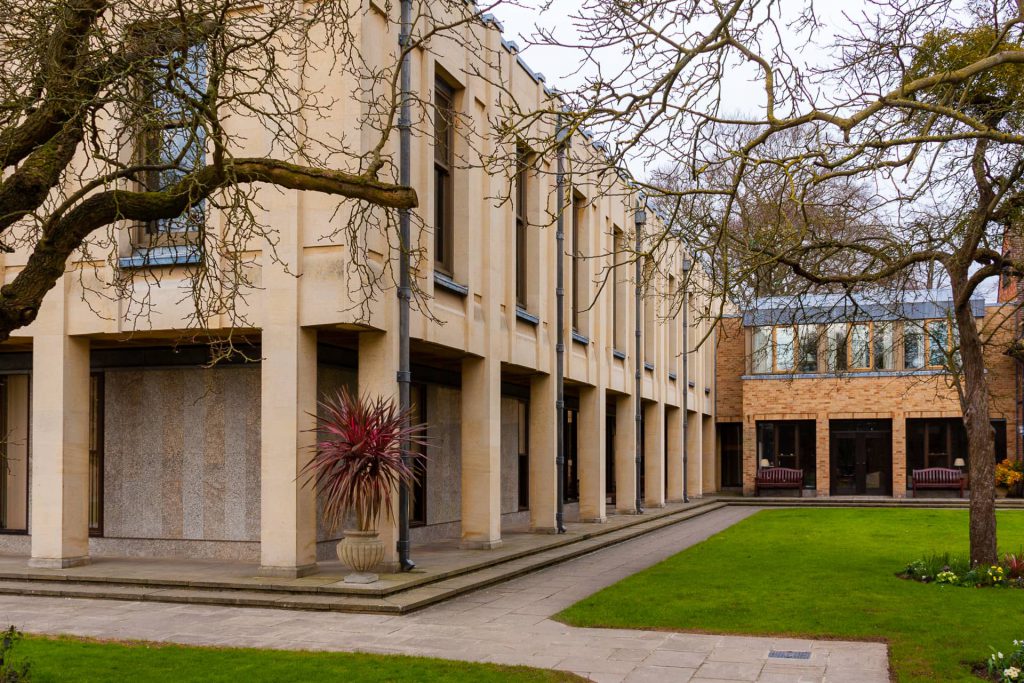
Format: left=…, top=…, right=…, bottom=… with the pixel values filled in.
left=768, top=650, right=812, bottom=660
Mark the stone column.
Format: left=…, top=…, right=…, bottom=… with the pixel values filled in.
left=528, top=372, right=558, bottom=533
left=686, top=410, right=703, bottom=498
left=359, top=331, right=400, bottom=568
left=462, top=356, right=503, bottom=547
left=742, top=417, right=757, bottom=496
left=259, top=323, right=318, bottom=577
left=891, top=411, right=906, bottom=497
left=665, top=406, right=684, bottom=501
left=29, top=300, right=91, bottom=568
left=644, top=401, right=665, bottom=508
left=613, top=393, right=638, bottom=513
left=577, top=383, right=607, bottom=522
left=816, top=413, right=831, bottom=497
left=702, top=415, right=717, bottom=494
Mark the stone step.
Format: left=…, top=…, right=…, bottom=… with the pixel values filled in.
left=0, top=501, right=729, bottom=614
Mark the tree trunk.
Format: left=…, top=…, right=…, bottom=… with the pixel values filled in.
left=952, top=282, right=998, bottom=567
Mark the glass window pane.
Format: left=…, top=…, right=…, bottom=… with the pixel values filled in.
left=874, top=322, right=894, bottom=370
left=927, top=320, right=948, bottom=367
left=849, top=323, right=871, bottom=369
left=775, top=326, right=795, bottom=372
left=797, top=325, right=819, bottom=372
left=752, top=327, right=771, bottom=373
left=904, top=322, right=924, bottom=369
left=826, top=323, right=847, bottom=372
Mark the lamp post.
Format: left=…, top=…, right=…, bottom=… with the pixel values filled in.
left=681, top=256, right=692, bottom=504
left=634, top=204, right=646, bottom=514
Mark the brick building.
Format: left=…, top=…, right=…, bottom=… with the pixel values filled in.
left=715, top=291, right=1017, bottom=497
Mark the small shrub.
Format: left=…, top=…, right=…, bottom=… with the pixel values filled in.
left=1005, top=553, right=1024, bottom=580
left=0, top=626, right=30, bottom=682
left=935, top=570, right=959, bottom=585
left=987, top=639, right=1024, bottom=682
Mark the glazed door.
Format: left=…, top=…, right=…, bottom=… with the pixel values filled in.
left=830, top=420, right=892, bottom=495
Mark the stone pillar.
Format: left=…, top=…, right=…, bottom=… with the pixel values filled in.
left=665, top=406, right=684, bottom=501
left=702, top=415, right=716, bottom=494
left=816, top=414, right=831, bottom=497
left=613, top=393, right=638, bottom=513
left=644, top=401, right=665, bottom=508
left=891, top=411, right=906, bottom=497
left=259, top=324, right=318, bottom=577
left=528, top=372, right=558, bottom=533
left=461, top=356, right=503, bottom=548
left=358, top=332, right=400, bottom=568
left=29, top=312, right=91, bottom=568
left=742, top=417, right=757, bottom=496
left=577, top=384, right=607, bottom=522
left=686, top=410, right=703, bottom=498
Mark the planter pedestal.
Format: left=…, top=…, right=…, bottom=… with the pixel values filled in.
left=337, top=529, right=384, bottom=584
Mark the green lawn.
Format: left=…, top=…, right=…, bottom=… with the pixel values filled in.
left=7, top=635, right=580, bottom=682
left=558, top=508, right=1024, bottom=682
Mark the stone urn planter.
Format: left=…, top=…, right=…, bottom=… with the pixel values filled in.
left=997, top=485, right=1010, bottom=499
left=301, top=388, right=426, bottom=585
left=337, top=529, right=385, bottom=584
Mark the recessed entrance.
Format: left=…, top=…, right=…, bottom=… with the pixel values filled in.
left=830, top=419, right=892, bottom=495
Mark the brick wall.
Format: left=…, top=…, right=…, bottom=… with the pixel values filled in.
left=720, top=305, right=1018, bottom=496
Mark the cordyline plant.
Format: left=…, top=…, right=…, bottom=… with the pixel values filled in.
left=302, top=388, right=426, bottom=533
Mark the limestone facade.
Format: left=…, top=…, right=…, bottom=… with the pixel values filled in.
left=0, top=7, right=716, bottom=574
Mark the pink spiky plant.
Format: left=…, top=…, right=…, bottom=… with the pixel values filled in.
left=302, top=388, right=426, bottom=532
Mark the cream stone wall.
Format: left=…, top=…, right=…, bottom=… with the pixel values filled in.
left=2, top=5, right=718, bottom=570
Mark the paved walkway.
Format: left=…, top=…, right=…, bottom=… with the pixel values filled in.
left=1, top=506, right=888, bottom=682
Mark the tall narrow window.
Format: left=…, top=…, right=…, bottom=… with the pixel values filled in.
left=874, top=322, right=894, bottom=370
left=926, top=319, right=949, bottom=368
left=752, top=326, right=772, bottom=373
left=515, top=145, right=529, bottom=307
left=849, top=322, right=871, bottom=370
left=0, top=376, right=28, bottom=534
left=433, top=78, right=455, bottom=274
left=410, top=384, right=427, bottom=526
left=571, top=193, right=585, bottom=332
left=797, top=324, right=819, bottom=372
left=613, top=227, right=626, bottom=350
left=643, top=261, right=656, bottom=362
left=904, top=321, right=925, bottom=369
left=139, top=42, right=207, bottom=248
left=826, top=323, right=848, bottom=372
left=774, top=326, right=795, bottom=372
left=89, top=374, right=104, bottom=535
left=667, top=275, right=678, bottom=374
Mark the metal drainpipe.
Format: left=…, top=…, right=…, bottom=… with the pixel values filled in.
left=634, top=206, right=646, bottom=514
left=555, top=114, right=567, bottom=534
left=396, top=0, right=414, bottom=571
left=681, top=259, right=690, bottom=504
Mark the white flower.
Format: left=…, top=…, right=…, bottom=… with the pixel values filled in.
left=1004, top=666, right=1021, bottom=680
left=1000, top=652, right=1005, bottom=659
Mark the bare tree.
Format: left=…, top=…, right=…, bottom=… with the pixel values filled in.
left=0, top=0, right=509, bottom=342
left=515, top=0, right=1024, bottom=565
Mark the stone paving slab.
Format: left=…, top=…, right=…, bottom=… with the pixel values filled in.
left=1, top=506, right=889, bottom=682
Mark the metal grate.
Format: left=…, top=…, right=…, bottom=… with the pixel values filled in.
left=768, top=650, right=812, bottom=660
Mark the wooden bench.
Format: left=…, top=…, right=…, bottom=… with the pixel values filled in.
left=911, top=467, right=965, bottom=497
left=755, top=467, right=804, bottom=495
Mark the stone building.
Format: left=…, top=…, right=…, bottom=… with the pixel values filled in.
left=0, top=8, right=717, bottom=575
left=715, top=291, right=1017, bottom=497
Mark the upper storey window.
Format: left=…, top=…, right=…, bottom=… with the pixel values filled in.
left=138, top=42, right=207, bottom=248
left=433, top=77, right=455, bottom=275
left=514, top=145, right=529, bottom=308
left=751, top=317, right=961, bottom=375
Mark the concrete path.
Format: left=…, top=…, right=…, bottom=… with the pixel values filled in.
left=1, top=506, right=888, bottom=682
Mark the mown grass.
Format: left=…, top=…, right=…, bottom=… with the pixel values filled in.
left=557, top=508, right=1024, bottom=682
left=8, top=634, right=581, bottom=682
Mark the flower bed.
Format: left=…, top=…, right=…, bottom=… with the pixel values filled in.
left=901, top=552, right=1024, bottom=588
left=985, top=639, right=1024, bottom=682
